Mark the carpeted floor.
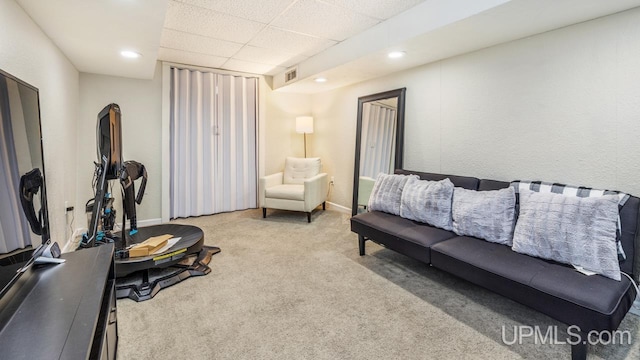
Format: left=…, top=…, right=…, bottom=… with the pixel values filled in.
left=116, top=209, right=640, bottom=359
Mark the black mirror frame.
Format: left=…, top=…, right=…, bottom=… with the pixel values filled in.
left=352, top=87, right=406, bottom=216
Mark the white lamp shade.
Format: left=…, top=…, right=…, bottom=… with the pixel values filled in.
left=296, top=116, right=314, bottom=134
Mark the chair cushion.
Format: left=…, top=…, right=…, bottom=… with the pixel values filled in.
left=265, top=184, right=304, bottom=201
left=283, top=157, right=321, bottom=185
left=431, top=236, right=637, bottom=331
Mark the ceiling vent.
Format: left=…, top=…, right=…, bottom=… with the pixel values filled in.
left=284, top=67, right=298, bottom=83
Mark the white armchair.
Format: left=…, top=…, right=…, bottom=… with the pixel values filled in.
left=259, top=157, right=328, bottom=222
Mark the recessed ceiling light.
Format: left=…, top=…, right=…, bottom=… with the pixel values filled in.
left=314, top=77, right=327, bottom=83
left=388, top=51, right=406, bottom=59
left=120, top=50, right=141, bottom=59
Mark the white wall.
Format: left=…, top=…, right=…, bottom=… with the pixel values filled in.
left=0, top=0, right=79, bottom=248
left=264, top=90, right=312, bottom=175
left=77, top=66, right=163, bottom=229
left=311, top=7, right=640, bottom=210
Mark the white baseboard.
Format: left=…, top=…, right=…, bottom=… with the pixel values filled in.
left=326, top=202, right=351, bottom=214
left=60, top=218, right=162, bottom=253
left=133, top=218, right=163, bottom=228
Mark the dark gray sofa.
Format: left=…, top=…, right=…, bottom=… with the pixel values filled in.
left=351, top=169, right=639, bottom=359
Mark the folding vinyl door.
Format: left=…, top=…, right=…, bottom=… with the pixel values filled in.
left=169, top=68, right=257, bottom=218
left=359, top=102, right=397, bottom=178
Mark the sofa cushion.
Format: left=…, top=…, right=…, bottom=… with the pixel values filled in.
left=512, top=190, right=621, bottom=281
left=400, top=178, right=454, bottom=231
left=431, top=236, right=637, bottom=331
left=265, top=184, right=304, bottom=201
left=452, top=187, right=516, bottom=245
left=368, top=173, right=418, bottom=216
left=351, top=211, right=457, bottom=263
left=283, top=157, right=320, bottom=185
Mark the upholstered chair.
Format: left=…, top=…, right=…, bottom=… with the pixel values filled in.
left=259, top=157, right=328, bottom=222
left=357, top=176, right=376, bottom=210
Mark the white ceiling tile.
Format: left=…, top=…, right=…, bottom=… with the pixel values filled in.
left=271, top=0, right=379, bottom=41
left=222, top=58, right=284, bottom=75
left=161, top=29, right=243, bottom=57
left=249, top=26, right=337, bottom=57
left=177, top=0, right=296, bottom=24
left=321, top=0, right=426, bottom=20
left=233, top=46, right=308, bottom=67
left=164, top=1, right=265, bottom=44
left=158, top=47, right=228, bottom=68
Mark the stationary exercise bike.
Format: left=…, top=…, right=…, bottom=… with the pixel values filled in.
left=79, top=103, right=219, bottom=301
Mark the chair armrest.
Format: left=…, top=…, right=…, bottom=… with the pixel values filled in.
left=304, top=173, right=328, bottom=211
left=259, top=172, right=283, bottom=207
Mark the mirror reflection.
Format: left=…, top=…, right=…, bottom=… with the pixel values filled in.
left=352, top=88, right=406, bottom=215
left=0, top=72, right=47, bottom=254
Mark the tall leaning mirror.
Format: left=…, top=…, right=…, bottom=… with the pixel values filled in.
left=352, top=88, right=406, bottom=216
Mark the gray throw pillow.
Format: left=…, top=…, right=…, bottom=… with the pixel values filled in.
left=452, top=187, right=516, bottom=245
left=512, top=190, right=621, bottom=281
left=400, top=178, right=454, bottom=231
left=368, top=173, right=418, bottom=216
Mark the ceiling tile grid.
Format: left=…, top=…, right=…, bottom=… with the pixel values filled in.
left=176, top=0, right=297, bottom=24
left=247, top=26, right=337, bottom=57
left=320, top=0, right=426, bottom=20
left=164, top=1, right=266, bottom=43
left=160, top=0, right=425, bottom=75
left=270, top=0, right=380, bottom=41
left=161, top=29, right=243, bottom=57
left=159, top=47, right=228, bottom=68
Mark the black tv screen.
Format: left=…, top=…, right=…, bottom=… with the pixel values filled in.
left=0, top=69, right=49, bottom=293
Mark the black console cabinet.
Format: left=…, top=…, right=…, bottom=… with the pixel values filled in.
left=0, top=244, right=117, bottom=360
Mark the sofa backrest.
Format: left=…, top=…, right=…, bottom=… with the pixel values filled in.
left=619, top=196, right=639, bottom=279
left=478, top=179, right=510, bottom=191
left=477, top=178, right=639, bottom=280
left=395, top=169, right=479, bottom=190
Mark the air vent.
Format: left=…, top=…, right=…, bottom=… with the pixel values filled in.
left=284, top=67, right=298, bottom=83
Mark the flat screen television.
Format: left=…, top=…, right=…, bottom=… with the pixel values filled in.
left=0, top=68, right=50, bottom=296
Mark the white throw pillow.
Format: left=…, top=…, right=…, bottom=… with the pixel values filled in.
left=512, top=190, right=621, bottom=281
left=400, top=178, right=454, bottom=231
left=452, top=187, right=516, bottom=245
left=368, top=173, right=418, bottom=216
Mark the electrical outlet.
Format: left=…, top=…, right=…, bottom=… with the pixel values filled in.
left=64, top=201, right=69, bottom=211
left=330, top=176, right=335, bottom=184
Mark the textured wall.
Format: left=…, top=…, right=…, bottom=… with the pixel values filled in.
left=77, top=66, right=163, bottom=225
left=0, top=0, right=80, bottom=247
left=311, top=7, right=640, bottom=210
left=264, top=89, right=312, bottom=175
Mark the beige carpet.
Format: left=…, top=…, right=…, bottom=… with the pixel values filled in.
left=116, top=209, right=639, bottom=359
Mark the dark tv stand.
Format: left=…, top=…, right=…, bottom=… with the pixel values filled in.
left=0, top=244, right=117, bottom=360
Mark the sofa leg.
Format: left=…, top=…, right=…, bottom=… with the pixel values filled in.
left=306, top=212, right=311, bottom=223
left=322, top=201, right=326, bottom=210
left=262, top=208, right=266, bottom=218
left=359, top=235, right=366, bottom=256
left=571, top=332, right=587, bottom=360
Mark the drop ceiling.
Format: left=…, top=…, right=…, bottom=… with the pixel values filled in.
left=14, top=0, right=640, bottom=93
